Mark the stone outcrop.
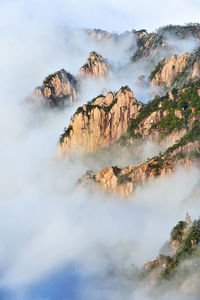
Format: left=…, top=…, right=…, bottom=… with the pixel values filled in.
left=142, top=214, right=200, bottom=286
left=82, top=156, right=175, bottom=197
left=28, top=69, right=79, bottom=107
left=127, top=79, right=200, bottom=153
left=58, top=87, right=141, bottom=154
left=149, top=48, right=200, bottom=88
left=86, top=29, right=113, bottom=42
left=78, top=52, right=111, bottom=79
left=80, top=140, right=200, bottom=197
left=132, top=24, right=200, bottom=62
left=149, top=53, right=190, bottom=87
left=28, top=51, right=111, bottom=107
left=134, top=108, right=187, bottom=149
left=86, top=29, right=134, bottom=44
left=191, top=60, right=200, bottom=79
left=77, top=78, right=200, bottom=197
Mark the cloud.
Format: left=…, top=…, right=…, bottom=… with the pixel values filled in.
left=1, top=0, right=200, bottom=34
left=0, top=0, right=200, bottom=299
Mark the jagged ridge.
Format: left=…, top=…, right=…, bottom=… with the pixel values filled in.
left=79, top=79, right=200, bottom=197
left=58, top=86, right=141, bottom=154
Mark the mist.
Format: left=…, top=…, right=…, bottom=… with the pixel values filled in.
left=1, top=0, right=200, bottom=300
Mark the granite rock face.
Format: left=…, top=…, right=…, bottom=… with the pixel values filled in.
left=149, top=49, right=200, bottom=88
left=58, top=86, right=141, bottom=154
left=81, top=141, right=200, bottom=197
left=28, top=69, right=79, bottom=107
left=28, top=51, right=111, bottom=108
left=78, top=51, right=111, bottom=79
left=150, top=53, right=190, bottom=87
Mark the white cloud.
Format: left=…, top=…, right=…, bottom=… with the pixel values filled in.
left=0, top=0, right=200, bottom=299
left=1, top=0, right=200, bottom=33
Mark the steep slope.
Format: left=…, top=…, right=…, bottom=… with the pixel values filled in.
left=78, top=51, right=111, bottom=79
left=85, top=29, right=114, bottom=42
left=79, top=79, right=200, bottom=197
left=81, top=140, right=200, bottom=197
left=86, top=28, right=134, bottom=44
left=127, top=79, right=200, bottom=144
left=132, top=24, right=200, bottom=62
left=149, top=53, right=190, bottom=87
left=28, top=51, right=111, bottom=108
left=28, top=69, right=79, bottom=107
left=149, top=48, right=200, bottom=88
left=58, top=86, right=142, bottom=154
left=142, top=215, right=200, bottom=290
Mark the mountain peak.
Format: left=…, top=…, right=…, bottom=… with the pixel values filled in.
left=78, top=51, right=111, bottom=79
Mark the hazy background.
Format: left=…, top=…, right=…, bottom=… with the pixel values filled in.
left=0, top=0, right=200, bottom=299
left=2, top=0, right=200, bottom=32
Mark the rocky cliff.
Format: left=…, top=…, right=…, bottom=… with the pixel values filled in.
left=142, top=215, right=200, bottom=288
left=28, top=51, right=112, bottom=108
left=86, top=28, right=134, bottom=44
left=149, top=53, right=190, bottom=87
left=58, top=86, right=141, bottom=154
left=78, top=51, right=111, bottom=79
left=28, top=69, right=79, bottom=107
left=132, top=24, right=200, bottom=62
left=86, top=29, right=113, bottom=42
left=149, top=48, right=200, bottom=88
left=78, top=79, right=200, bottom=197
left=80, top=140, right=200, bottom=197
left=127, top=79, right=200, bottom=145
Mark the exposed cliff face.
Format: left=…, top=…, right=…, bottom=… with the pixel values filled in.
left=81, top=141, right=200, bottom=197
left=78, top=51, right=111, bottom=79
left=28, top=69, right=79, bottom=107
left=86, top=28, right=134, bottom=44
left=75, top=78, right=200, bottom=197
left=191, top=60, right=200, bottom=79
left=58, top=87, right=141, bottom=154
left=85, top=29, right=113, bottom=42
left=81, top=156, right=175, bottom=197
left=133, top=108, right=187, bottom=149
left=132, top=24, right=200, bottom=62
left=150, top=53, right=190, bottom=87
left=149, top=48, right=200, bottom=88
left=28, top=51, right=111, bottom=108
left=127, top=79, right=200, bottom=146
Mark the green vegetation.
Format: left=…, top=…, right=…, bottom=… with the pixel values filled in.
left=174, top=151, right=186, bottom=160
left=173, top=218, right=200, bottom=266
left=131, top=24, right=200, bottom=63
left=166, top=120, right=200, bottom=154
left=157, top=110, right=185, bottom=135
left=127, top=96, right=161, bottom=134
left=127, top=78, right=200, bottom=145
left=148, top=156, right=165, bottom=175
left=159, top=96, right=177, bottom=111
left=145, top=216, right=200, bottom=281
left=120, top=85, right=131, bottom=93
left=59, top=125, right=73, bottom=143
left=172, top=48, right=200, bottom=87
left=112, top=166, right=121, bottom=177
left=72, top=94, right=104, bottom=118
left=117, top=174, right=132, bottom=185
left=103, top=98, right=117, bottom=113
left=72, top=93, right=118, bottom=119
left=149, top=59, right=165, bottom=80
left=155, top=24, right=200, bottom=38
left=188, top=151, right=200, bottom=159
left=170, top=221, right=187, bottom=242
left=117, top=133, right=132, bottom=146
